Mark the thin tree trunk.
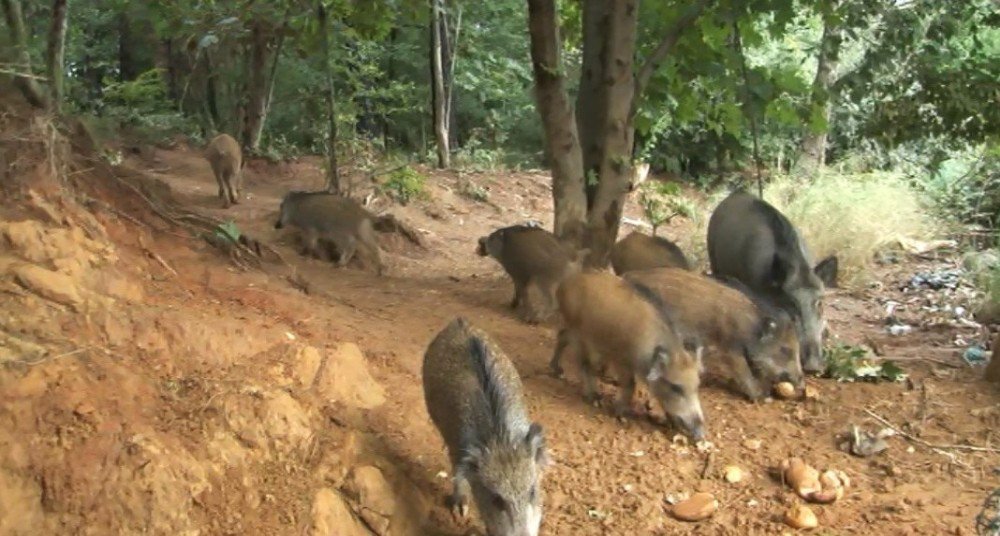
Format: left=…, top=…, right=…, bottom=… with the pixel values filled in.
left=444, top=3, right=461, bottom=148
left=526, top=0, right=587, bottom=248
left=1, top=0, right=48, bottom=108
left=241, top=20, right=272, bottom=152
left=318, top=2, right=340, bottom=193
left=260, top=21, right=286, bottom=139
left=46, top=0, right=68, bottom=113
left=585, top=0, right=639, bottom=267
left=795, top=7, right=841, bottom=176
left=575, top=0, right=609, bottom=206
left=430, top=0, right=450, bottom=168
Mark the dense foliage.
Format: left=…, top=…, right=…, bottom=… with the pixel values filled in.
left=2, top=0, right=996, bottom=224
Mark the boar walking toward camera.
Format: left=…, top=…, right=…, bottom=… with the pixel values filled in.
left=550, top=272, right=706, bottom=440
left=611, top=231, right=691, bottom=274
left=423, top=318, right=548, bottom=536
left=625, top=268, right=802, bottom=401
left=205, top=133, right=243, bottom=208
left=477, top=225, right=584, bottom=323
left=274, top=191, right=383, bottom=275
left=708, top=190, right=838, bottom=373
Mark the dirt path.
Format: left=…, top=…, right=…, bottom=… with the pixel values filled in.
left=123, top=145, right=1000, bottom=535
left=4, top=133, right=994, bottom=536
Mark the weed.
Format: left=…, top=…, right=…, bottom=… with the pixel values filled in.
left=380, top=166, right=427, bottom=205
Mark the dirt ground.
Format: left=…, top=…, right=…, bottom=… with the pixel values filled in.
left=2, top=108, right=999, bottom=535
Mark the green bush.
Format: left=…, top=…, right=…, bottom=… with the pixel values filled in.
left=380, top=166, right=427, bottom=205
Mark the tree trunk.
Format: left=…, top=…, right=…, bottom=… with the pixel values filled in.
left=318, top=2, right=341, bottom=193
left=584, top=0, right=639, bottom=267
left=241, top=20, right=273, bottom=152
left=1, top=0, right=48, bottom=108
left=430, top=0, right=450, bottom=168
left=526, top=0, right=587, bottom=248
left=575, top=0, right=609, bottom=206
left=795, top=8, right=841, bottom=176
left=45, top=0, right=68, bottom=113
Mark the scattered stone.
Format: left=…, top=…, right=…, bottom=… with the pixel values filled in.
left=314, top=343, right=386, bottom=409
left=723, top=465, right=744, bottom=484
left=11, top=263, right=84, bottom=309
left=671, top=492, right=718, bottom=522
left=784, top=504, right=818, bottom=529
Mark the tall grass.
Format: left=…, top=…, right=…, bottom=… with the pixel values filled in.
left=763, top=172, right=937, bottom=285
left=673, top=171, right=939, bottom=286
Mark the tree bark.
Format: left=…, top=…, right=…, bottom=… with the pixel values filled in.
left=575, top=0, right=609, bottom=206
left=795, top=7, right=842, bottom=176
left=318, top=2, right=341, bottom=193
left=585, top=0, right=639, bottom=267
left=430, top=0, right=450, bottom=168
left=241, top=20, right=273, bottom=152
left=1, top=0, right=48, bottom=108
left=45, top=0, right=68, bottom=113
left=526, top=0, right=587, bottom=248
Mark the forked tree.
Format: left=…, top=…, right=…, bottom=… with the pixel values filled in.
left=526, top=0, right=709, bottom=267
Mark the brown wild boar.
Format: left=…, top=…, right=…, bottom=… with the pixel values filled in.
left=205, top=133, right=243, bottom=208
left=624, top=268, right=802, bottom=401
left=550, top=272, right=705, bottom=439
left=274, top=191, right=383, bottom=275
left=423, top=318, right=548, bottom=535
left=611, top=231, right=692, bottom=274
left=477, top=225, right=585, bottom=323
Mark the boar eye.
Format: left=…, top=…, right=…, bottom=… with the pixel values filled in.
left=492, top=492, right=509, bottom=512
left=668, top=382, right=685, bottom=396
left=529, top=485, right=538, bottom=502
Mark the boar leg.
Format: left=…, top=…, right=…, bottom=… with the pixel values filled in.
left=332, top=234, right=358, bottom=268
left=448, top=469, right=471, bottom=519
left=549, top=329, right=572, bottom=377
left=578, top=340, right=601, bottom=406
left=729, top=350, right=766, bottom=401
left=614, top=370, right=637, bottom=419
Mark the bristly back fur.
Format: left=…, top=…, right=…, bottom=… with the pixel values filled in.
left=627, top=280, right=683, bottom=335
left=467, top=335, right=516, bottom=441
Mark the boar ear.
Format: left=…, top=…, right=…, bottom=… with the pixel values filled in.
left=525, top=423, right=549, bottom=467
left=814, top=255, right=838, bottom=288
left=646, top=346, right=670, bottom=383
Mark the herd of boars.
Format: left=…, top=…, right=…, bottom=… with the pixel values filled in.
left=204, top=144, right=837, bottom=535
left=426, top=189, right=838, bottom=535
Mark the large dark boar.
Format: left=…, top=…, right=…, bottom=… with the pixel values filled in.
left=274, top=191, right=383, bottom=275
left=423, top=318, right=548, bottom=535
left=477, top=225, right=584, bottom=323
left=707, top=190, right=837, bottom=373
left=624, top=267, right=802, bottom=401
left=205, top=133, right=243, bottom=208
left=550, top=272, right=705, bottom=439
left=611, top=231, right=692, bottom=275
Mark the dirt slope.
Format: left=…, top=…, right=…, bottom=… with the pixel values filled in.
left=1, top=112, right=998, bottom=536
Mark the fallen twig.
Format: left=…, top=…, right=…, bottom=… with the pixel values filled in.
left=864, top=408, right=1000, bottom=455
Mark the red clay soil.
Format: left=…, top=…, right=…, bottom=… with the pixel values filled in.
left=1, top=112, right=997, bottom=536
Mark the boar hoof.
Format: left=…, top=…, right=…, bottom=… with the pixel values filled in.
left=447, top=496, right=469, bottom=520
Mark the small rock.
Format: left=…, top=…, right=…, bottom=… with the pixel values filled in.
left=784, top=504, right=818, bottom=529
left=742, top=438, right=762, bottom=451
left=723, top=465, right=744, bottom=484
left=774, top=382, right=797, bottom=399
left=671, top=492, right=718, bottom=522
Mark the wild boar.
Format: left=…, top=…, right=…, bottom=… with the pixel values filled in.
left=423, top=318, right=548, bottom=535
left=707, top=189, right=837, bottom=373
left=625, top=267, right=802, bottom=401
left=550, top=272, right=705, bottom=439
